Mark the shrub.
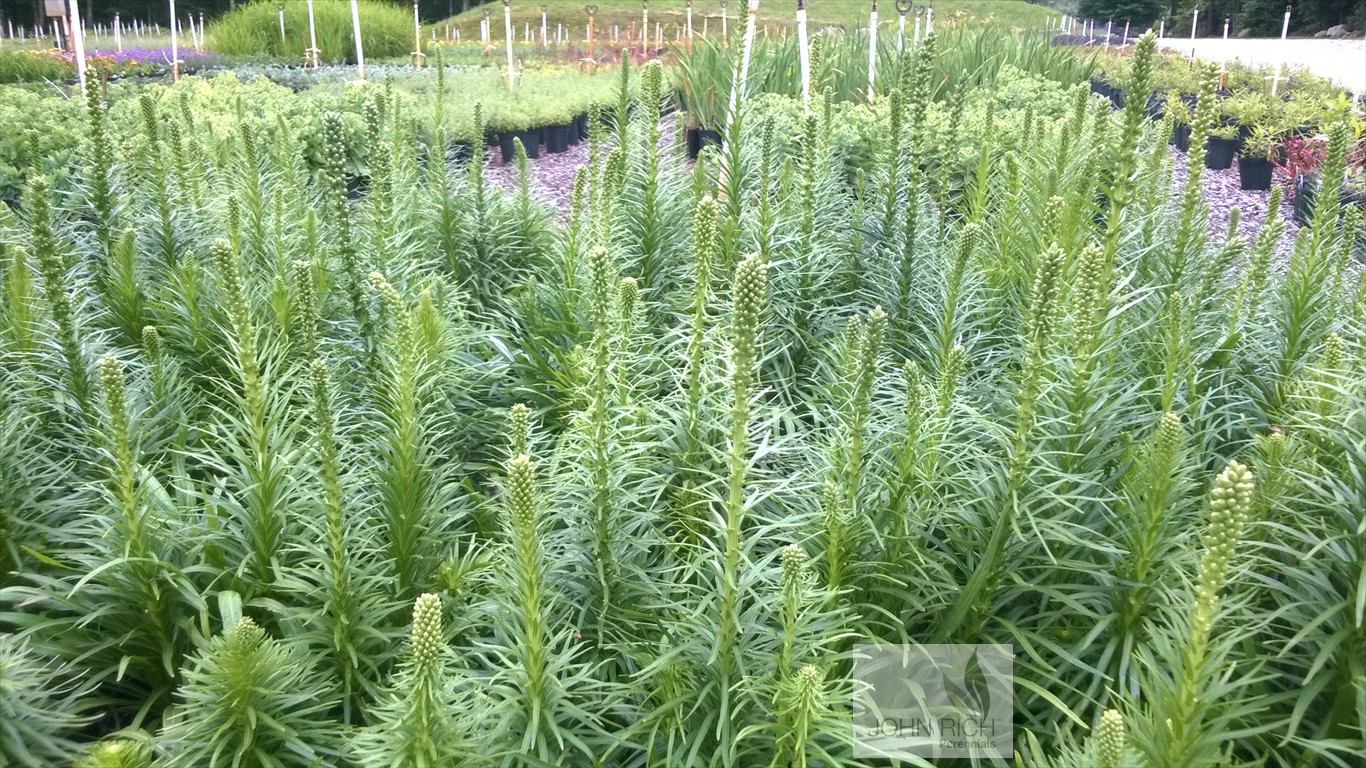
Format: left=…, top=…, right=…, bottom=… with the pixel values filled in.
left=207, top=0, right=414, bottom=63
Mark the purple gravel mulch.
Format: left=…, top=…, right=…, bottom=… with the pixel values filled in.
left=484, top=114, right=681, bottom=215
left=1168, top=147, right=1300, bottom=264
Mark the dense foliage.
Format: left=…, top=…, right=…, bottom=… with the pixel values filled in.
left=207, top=0, right=416, bottom=63
left=1, top=30, right=1365, bottom=767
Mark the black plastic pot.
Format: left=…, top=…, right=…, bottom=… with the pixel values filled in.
left=1172, top=123, right=1192, bottom=152
left=685, top=127, right=723, bottom=160
left=1089, top=78, right=1110, bottom=98
left=1294, top=175, right=1316, bottom=224
left=1237, top=155, right=1273, bottom=190
left=1145, top=91, right=1164, bottom=120
left=575, top=112, right=590, bottom=140
left=1204, top=136, right=1240, bottom=170
left=1294, top=175, right=1366, bottom=227
left=1108, top=87, right=1127, bottom=110
left=545, top=123, right=573, bottom=153
left=449, top=140, right=473, bottom=164
left=345, top=174, right=369, bottom=200
left=499, top=130, right=541, bottom=163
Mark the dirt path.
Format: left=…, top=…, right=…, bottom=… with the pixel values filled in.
left=1156, top=37, right=1365, bottom=93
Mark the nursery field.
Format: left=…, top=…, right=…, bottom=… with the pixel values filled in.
left=438, top=0, right=1062, bottom=36
left=2, top=15, right=1366, bottom=768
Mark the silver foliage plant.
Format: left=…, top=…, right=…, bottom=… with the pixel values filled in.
left=0, top=28, right=1363, bottom=767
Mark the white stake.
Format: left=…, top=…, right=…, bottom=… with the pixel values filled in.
left=898, top=4, right=906, bottom=51
left=1220, top=16, right=1229, bottom=84
left=643, top=1, right=649, bottom=42
left=1104, top=18, right=1111, bottom=51
left=868, top=2, right=878, bottom=103
left=925, top=6, right=932, bottom=35
left=1189, top=7, right=1198, bottom=61
left=687, top=0, right=693, bottom=47
left=113, top=13, right=120, bottom=51
left=541, top=7, right=547, bottom=45
left=1280, top=4, right=1291, bottom=39
left=351, top=0, right=366, bottom=81
left=306, top=0, right=319, bottom=67
left=169, top=0, right=180, bottom=81
left=278, top=3, right=286, bottom=47
left=1158, top=18, right=1164, bottom=39
left=503, top=0, right=515, bottom=90
left=797, top=0, right=810, bottom=112
left=69, top=0, right=87, bottom=87
left=1122, top=19, right=1130, bottom=46
left=414, top=1, right=424, bottom=66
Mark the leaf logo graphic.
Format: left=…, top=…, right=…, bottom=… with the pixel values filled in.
left=942, top=648, right=990, bottom=716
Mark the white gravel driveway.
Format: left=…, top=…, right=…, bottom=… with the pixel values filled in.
left=1156, top=37, right=1365, bottom=93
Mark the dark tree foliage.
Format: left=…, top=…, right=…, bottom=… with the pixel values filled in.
left=1079, top=0, right=1169, bottom=26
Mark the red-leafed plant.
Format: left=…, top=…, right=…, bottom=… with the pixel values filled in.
left=1272, top=134, right=1327, bottom=198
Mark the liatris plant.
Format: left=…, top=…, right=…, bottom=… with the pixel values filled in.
left=297, top=357, right=382, bottom=723
left=76, top=737, right=154, bottom=768
left=158, top=617, right=339, bottom=767
left=369, top=272, right=444, bottom=600
left=1107, top=411, right=1193, bottom=697
left=352, top=593, right=466, bottom=764
left=935, top=242, right=1065, bottom=643
left=715, top=252, right=770, bottom=754
left=772, top=664, right=829, bottom=768
left=0, top=635, right=89, bottom=767
left=82, top=74, right=117, bottom=259
left=98, top=229, right=148, bottom=348
left=26, top=175, right=93, bottom=420
left=289, top=261, right=319, bottom=363
left=320, top=111, right=372, bottom=353
left=210, top=237, right=292, bottom=595
left=1134, top=460, right=1257, bottom=767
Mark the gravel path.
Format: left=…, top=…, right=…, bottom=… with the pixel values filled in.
left=1156, top=37, right=1366, bottom=93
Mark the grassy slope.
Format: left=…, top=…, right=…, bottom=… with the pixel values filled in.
left=435, top=0, right=1060, bottom=38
